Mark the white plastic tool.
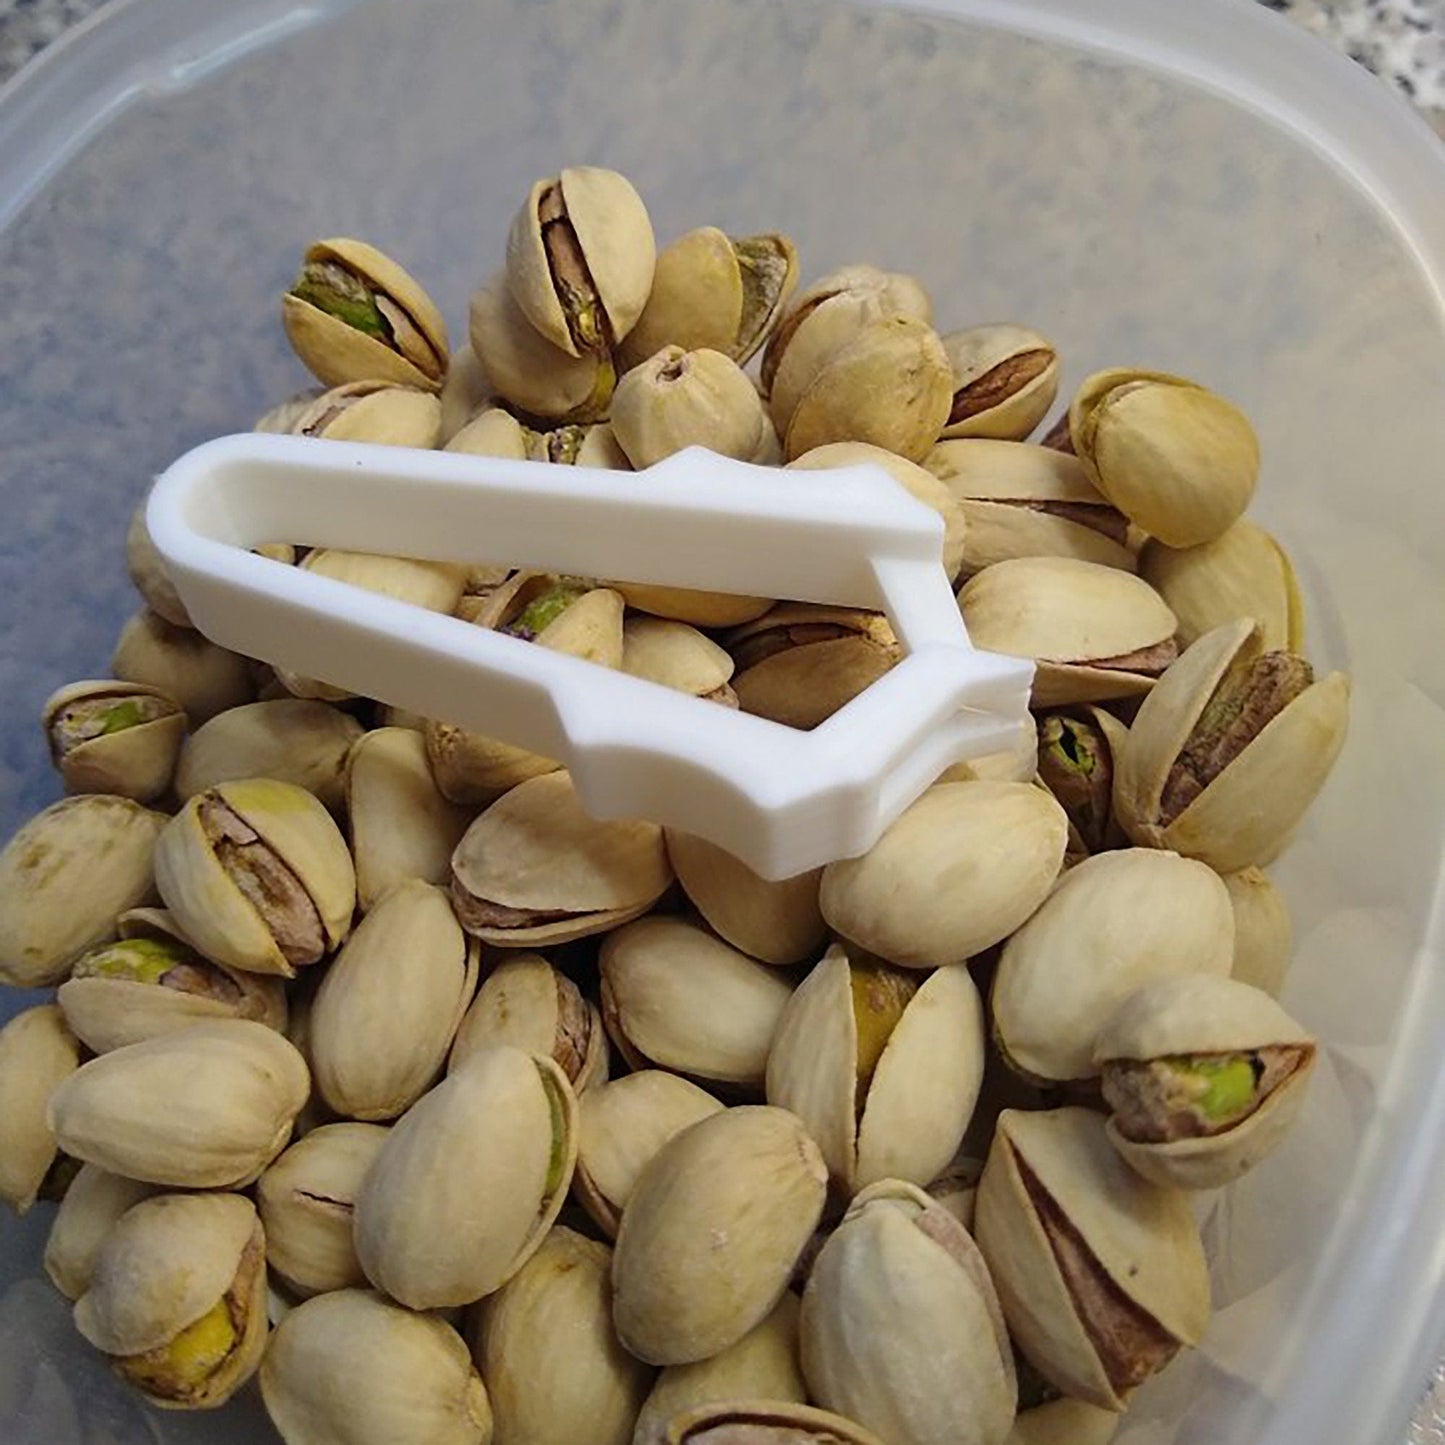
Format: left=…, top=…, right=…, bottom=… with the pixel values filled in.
left=147, top=433, right=1034, bottom=878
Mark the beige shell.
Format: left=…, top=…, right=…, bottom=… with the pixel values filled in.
left=44, top=1164, right=159, bottom=1300
left=354, top=1046, right=578, bottom=1309
left=175, top=699, right=363, bottom=810
left=1008, top=1398, right=1120, bottom=1445
left=345, top=727, right=474, bottom=911
left=445, top=405, right=529, bottom=458
left=939, top=324, right=1059, bottom=441
left=820, top=780, right=1068, bottom=968
left=43, top=678, right=187, bottom=802
left=1034, top=704, right=1130, bottom=862
left=974, top=1107, right=1210, bottom=1410
left=75, top=1191, right=268, bottom=1409
left=958, top=556, right=1178, bottom=707
left=260, top=1288, right=493, bottom=1445
left=254, top=389, right=324, bottom=434
left=310, top=880, right=479, bottom=1120
left=1222, top=867, right=1293, bottom=996
left=256, top=1122, right=390, bottom=1298
left=0, top=794, right=166, bottom=988
left=112, top=609, right=255, bottom=724
left=126, top=500, right=192, bottom=627
left=611, top=1106, right=828, bottom=1366
left=439, top=342, right=495, bottom=443
left=661, top=1400, right=886, bottom=1445
left=623, top=617, right=736, bottom=702
left=472, top=1226, right=653, bottom=1445
left=425, top=716, right=562, bottom=807
left=449, top=771, right=672, bottom=947
left=599, top=916, right=794, bottom=1091
left=664, top=830, right=826, bottom=966
left=934, top=716, right=1039, bottom=785
left=925, top=1153, right=984, bottom=1233
left=992, top=848, right=1234, bottom=1085
left=1139, top=518, right=1304, bottom=653
left=611, top=581, right=773, bottom=628
left=1113, top=619, right=1351, bottom=872
left=573, top=1070, right=724, bottom=1237
left=767, top=946, right=985, bottom=1192
left=800, top=1180, right=1016, bottom=1445
left=287, top=380, right=443, bottom=448
left=0, top=1005, right=79, bottom=1213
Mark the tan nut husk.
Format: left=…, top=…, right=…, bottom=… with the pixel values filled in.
left=486, top=573, right=626, bottom=671
left=425, top=717, right=562, bottom=807
left=939, top=324, right=1060, bottom=441
left=623, top=617, right=737, bottom=705
left=445, top=405, right=531, bottom=459
left=354, top=1046, right=578, bottom=1309
left=112, top=608, right=256, bottom=723
left=1222, top=867, right=1293, bottom=996
left=662, top=1400, right=886, bottom=1445
left=1035, top=705, right=1131, bottom=862
left=925, top=1153, right=985, bottom=1233
left=287, top=379, right=443, bottom=447
left=439, top=343, right=495, bottom=443
left=126, top=500, right=192, bottom=626
left=612, top=580, right=773, bottom=628
left=1009, top=1383, right=1120, bottom=1445
left=974, top=1107, right=1210, bottom=1410
left=0, top=1005, right=80, bottom=1214
left=254, top=388, right=324, bottom=435
left=44, top=1165, right=159, bottom=1300
left=934, top=716, right=1040, bottom=786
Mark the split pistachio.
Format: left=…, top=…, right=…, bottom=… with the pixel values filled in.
left=112, top=608, right=256, bottom=723
left=255, top=1121, right=390, bottom=1298
left=0, top=794, right=165, bottom=988
left=472, top=1226, right=653, bottom=1445
left=0, top=1005, right=80, bottom=1215
left=74, top=1191, right=268, bottom=1409
left=611, top=1106, right=828, bottom=1366
left=260, top=1288, right=493, bottom=1445
left=283, top=237, right=449, bottom=391
left=1222, top=867, right=1293, bottom=995
left=43, top=679, right=185, bottom=801
left=623, top=617, right=738, bottom=706
left=439, top=342, right=495, bottom=443
left=800, top=1179, right=1017, bottom=1445
left=939, top=325, right=1059, bottom=441
left=254, top=388, right=324, bottom=434
left=660, top=1401, right=886, bottom=1445
left=1069, top=368, right=1258, bottom=547
left=599, top=915, right=795, bottom=1092
left=286, top=379, right=443, bottom=447
left=992, top=848, right=1234, bottom=1086
left=354, top=1046, right=578, bottom=1308
left=450, top=771, right=672, bottom=947
left=1114, top=619, right=1350, bottom=872
left=480, top=570, right=626, bottom=670
left=310, top=880, right=479, bottom=1119
left=610, top=581, right=773, bottom=629
left=447, top=407, right=630, bottom=468
left=1035, top=706, right=1130, bottom=860
left=974, top=1107, right=1210, bottom=1410
left=1095, top=973, right=1316, bottom=1189
left=125, top=500, right=192, bottom=627
left=820, top=780, right=1068, bottom=968
left=44, top=1165, right=159, bottom=1301
left=425, top=717, right=562, bottom=807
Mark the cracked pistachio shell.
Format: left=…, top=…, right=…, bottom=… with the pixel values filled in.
left=573, top=1071, right=724, bottom=1237
left=282, top=237, right=448, bottom=391
left=175, top=699, right=363, bottom=810
left=439, top=343, right=496, bottom=443
left=939, top=324, right=1060, bottom=441
left=788, top=441, right=968, bottom=581
left=425, top=717, right=561, bottom=807
left=1222, top=867, right=1292, bottom=996
left=635, top=1293, right=806, bottom=1445
left=0, top=1005, right=79, bottom=1214
left=662, top=1400, right=885, bottom=1445
left=155, top=779, right=356, bottom=977
left=612, top=346, right=780, bottom=468
left=1139, top=518, right=1304, bottom=652
left=75, top=1191, right=268, bottom=1410
left=0, top=794, right=165, bottom=988
left=1069, top=368, right=1258, bottom=547
left=599, top=916, right=794, bottom=1091
left=261, top=1288, right=493, bottom=1445
left=1113, top=619, right=1350, bottom=872
left=449, top=952, right=607, bottom=1093
left=113, top=608, right=256, bottom=723
left=254, top=388, right=324, bottom=434
left=310, top=881, right=479, bottom=1120
left=1007, top=1396, right=1119, bottom=1445
left=47, top=1020, right=309, bottom=1187
left=664, top=830, right=824, bottom=966
left=445, top=405, right=530, bottom=459
left=470, top=269, right=615, bottom=424
left=924, top=439, right=1134, bottom=576
left=1094, top=973, right=1316, bottom=1190
left=974, top=1107, right=1210, bottom=1411
left=44, top=1165, right=159, bottom=1300
left=43, top=679, right=187, bottom=802
left=992, top=848, right=1233, bottom=1086
left=477, top=570, right=625, bottom=669
left=801, top=1179, right=1016, bottom=1445
left=126, top=501, right=192, bottom=627
left=288, top=379, right=443, bottom=447
left=958, top=556, right=1178, bottom=707
left=346, top=727, right=473, bottom=911
left=355, top=1046, right=577, bottom=1308
left=766, top=946, right=985, bottom=1192
left=1034, top=705, right=1130, bottom=863
left=611, top=1105, right=828, bottom=1366
left=623, top=617, right=737, bottom=704
left=450, top=771, right=671, bottom=947
left=472, top=1226, right=653, bottom=1445
left=612, top=581, right=773, bottom=628
left=820, top=781, right=1068, bottom=968
left=255, top=1122, right=389, bottom=1298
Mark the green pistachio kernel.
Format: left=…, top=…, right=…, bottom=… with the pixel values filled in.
left=73, top=936, right=195, bottom=986
left=291, top=260, right=388, bottom=339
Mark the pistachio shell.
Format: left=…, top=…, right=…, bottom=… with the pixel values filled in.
left=0, top=795, right=165, bottom=988
left=624, top=618, right=737, bottom=701
left=426, top=717, right=562, bottom=807
left=126, top=501, right=193, bottom=626
left=939, top=324, right=1059, bottom=441
left=288, top=380, right=443, bottom=447
left=439, top=343, right=495, bottom=443
left=42, top=678, right=187, bottom=802
left=354, top=1047, right=578, bottom=1308
left=445, top=406, right=531, bottom=459
left=663, top=1400, right=885, bottom=1445
left=44, top=1165, right=159, bottom=1300
left=473, top=1226, right=652, bottom=1445
left=925, top=1154, right=984, bottom=1232
left=991, top=848, right=1234, bottom=1085
left=933, top=716, right=1039, bottom=785
left=1222, top=867, right=1292, bottom=995
left=534, top=587, right=626, bottom=668
left=260, top=1289, right=493, bottom=1445
left=611, top=582, right=773, bottom=628
left=1034, top=706, right=1130, bottom=861
left=820, top=781, right=1067, bottom=968
left=0, top=1005, right=80, bottom=1214
left=612, top=1106, right=828, bottom=1365
left=1007, top=1398, right=1120, bottom=1445
left=112, top=608, right=256, bottom=723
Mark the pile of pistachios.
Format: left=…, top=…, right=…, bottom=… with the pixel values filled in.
left=0, top=165, right=1350, bottom=1445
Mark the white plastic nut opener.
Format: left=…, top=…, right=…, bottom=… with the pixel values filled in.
left=146, top=434, right=1034, bottom=879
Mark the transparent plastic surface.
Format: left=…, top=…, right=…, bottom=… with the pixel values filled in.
left=0, top=1, right=1442, bottom=1442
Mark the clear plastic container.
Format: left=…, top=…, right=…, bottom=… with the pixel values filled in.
left=0, top=1, right=1442, bottom=1442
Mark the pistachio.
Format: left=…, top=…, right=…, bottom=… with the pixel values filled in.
left=1222, top=867, right=1292, bottom=996
left=484, top=571, right=626, bottom=669
left=254, top=388, right=325, bottom=434
left=425, top=716, right=562, bottom=807
left=925, top=1153, right=984, bottom=1232
left=1069, top=368, right=1258, bottom=547
left=939, top=325, right=1060, bottom=441
left=623, top=617, right=738, bottom=706
left=439, top=342, right=496, bottom=443
left=126, top=500, right=192, bottom=627
left=43, top=679, right=187, bottom=802
left=661, top=1400, right=886, bottom=1445
left=260, top=1288, right=493, bottom=1445
left=1008, top=1356, right=1121, bottom=1445
left=44, top=1165, right=159, bottom=1301
left=611, top=1106, right=828, bottom=1366
left=282, top=237, right=448, bottom=391
left=0, top=794, right=165, bottom=988
left=0, top=1005, right=80, bottom=1215
left=287, top=379, right=443, bottom=447
left=1039, top=411, right=1075, bottom=454
left=933, top=716, right=1039, bottom=785
left=1035, top=706, right=1130, bottom=859
left=112, top=608, right=256, bottom=724
left=611, top=580, right=773, bottom=628
left=445, top=405, right=531, bottom=459
left=74, top=1191, right=268, bottom=1409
